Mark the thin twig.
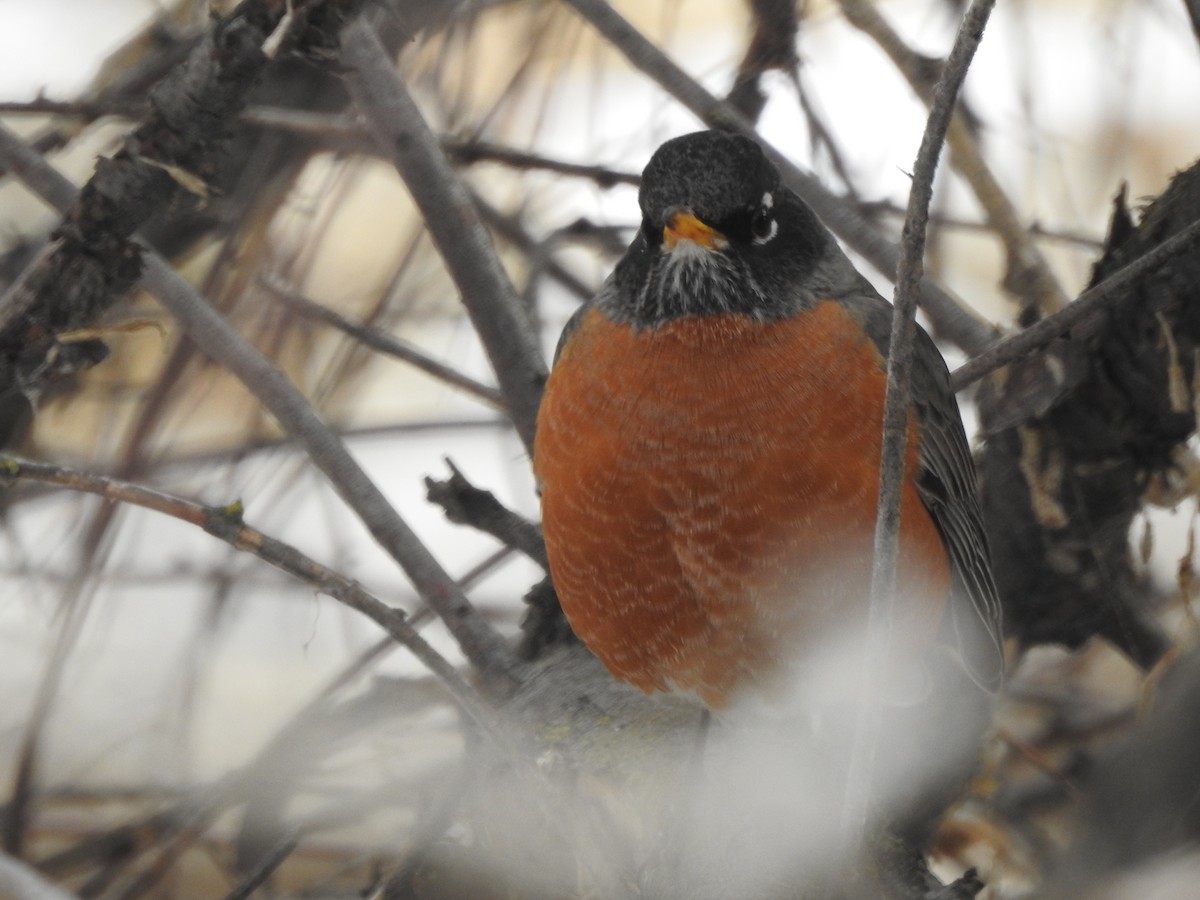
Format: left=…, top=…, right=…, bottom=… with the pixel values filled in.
left=246, top=106, right=642, bottom=187
left=558, top=0, right=999, bottom=356
left=844, top=0, right=997, bottom=846
left=0, top=98, right=140, bottom=117
left=444, top=137, right=639, bottom=189
left=222, top=832, right=300, bottom=900
left=862, top=199, right=1104, bottom=250
left=836, top=0, right=1069, bottom=312
left=789, top=69, right=860, bottom=198
left=0, top=418, right=510, bottom=504
left=258, top=274, right=507, bottom=410
left=339, top=17, right=549, bottom=455
left=0, top=98, right=642, bottom=190
left=0, top=455, right=508, bottom=741
left=950, top=216, right=1200, bottom=392
left=472, top=194, right=597, bottom=303
left=0, top=121, right=523, bottom=694
left=37, top=639, right=398, bottom=886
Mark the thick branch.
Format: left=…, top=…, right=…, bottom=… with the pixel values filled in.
left=339, top=17, right=549, bottom=455
left=0, top=0, right=369, bottom=409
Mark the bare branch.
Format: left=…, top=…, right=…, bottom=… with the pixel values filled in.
left=726, top=0, right=799, bottom=122
left=863, top=199, right=1104, bottom=250
left=0, top=455, right=507, bottom=741
left=141, top=252, right=525, bottom=689
left=844, top=0, right=997, bottom=845
left=242, top=105, right=643, bottom=187
left=472, top=193, right=598, bottom=303
left=223, top=832, right=300, bottom=900
left=950, top=216, right=1200, bottom=393
left=425, top=459, right=548, bottom=569
left=259, top=275, right=507, bottom=410
left=0, top=0, right=370, bottom=409
left=0, top=121, right=523, bottom=693
left=339, top=16, right=549, bottom=455
left=444, top=137, right=639, bottom=189
left=836, top=0, right=1069, bottom=312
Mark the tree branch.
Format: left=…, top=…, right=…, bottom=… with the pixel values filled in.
left=258, top=275, right=507, bottom=410
left=0, top=121, right=524, bottom=694
left=836, top=0, right=1069, bottom=312
left=0, top=455, right=508, bottom=742
left=950, top=216, right=1200, bottom=394
left=0, top=0, right=371, bottom=412
left=844, top=0, right=997, bottom=845
left=339, top=16, right=549, bottom=455
left=425, top=459, right=548, bottom=569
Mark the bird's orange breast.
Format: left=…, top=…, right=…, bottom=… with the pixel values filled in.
left=533, top=303, right=950, bottom=707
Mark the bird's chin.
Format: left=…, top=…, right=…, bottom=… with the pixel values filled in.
left=638, top=250, right=758, bottom=322
left=663, top=236, right=723, bottom=262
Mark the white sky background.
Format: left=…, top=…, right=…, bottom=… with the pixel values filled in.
left=1, top=0, right=1200, bottom=796
left=0, top=0, right=160, bottom=98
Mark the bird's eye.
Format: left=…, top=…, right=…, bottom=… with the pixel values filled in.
left=750, top=206, right=777, bottom=245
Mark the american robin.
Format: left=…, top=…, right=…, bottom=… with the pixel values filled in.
left=533, top=130, right=1003, bottom=710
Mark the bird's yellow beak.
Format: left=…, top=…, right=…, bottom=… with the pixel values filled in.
left=663, top=210, right=726, bottom=251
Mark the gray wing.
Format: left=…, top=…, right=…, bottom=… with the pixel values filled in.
left=843, top=292, right=1006, bottom=691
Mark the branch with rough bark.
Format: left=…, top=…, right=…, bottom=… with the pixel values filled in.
left=0, top=117, right=523, bottom=689
left=848, top=0, right=997, bottom=848
left=0, top=0, right=371, bottom=434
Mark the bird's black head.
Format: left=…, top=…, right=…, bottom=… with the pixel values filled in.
left=638, top=130, right=781, bottom=235
left=597, top=130, right=858, bottom=328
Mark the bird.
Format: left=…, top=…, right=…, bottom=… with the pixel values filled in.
left=532, top=129, right=1003, bottom=712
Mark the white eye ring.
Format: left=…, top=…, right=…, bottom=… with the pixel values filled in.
left=751, top=192, right=777, bottom=244
left=751, top=210, right=778, bottom=245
